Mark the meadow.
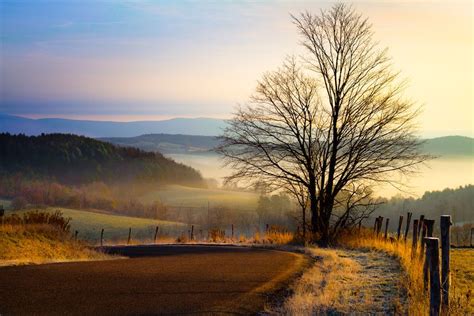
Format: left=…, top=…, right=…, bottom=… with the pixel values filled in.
left=139, top=184, right=259, bottom=209
left=6, top=207, right=187, bottom=245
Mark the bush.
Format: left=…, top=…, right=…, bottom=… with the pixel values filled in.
left=3, top=210, right=71, bottom=233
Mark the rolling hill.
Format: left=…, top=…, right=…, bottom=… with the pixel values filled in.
left=0, top=133, right=204, bottom=185
left=103, top=133, right=474, bottom=157
left=101, top=134, right=220, bottom=154
left=0, top=114, right=226, bottom=137
left=421, top=136, right=474, bottom=157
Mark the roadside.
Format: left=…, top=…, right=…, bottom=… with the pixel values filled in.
left=0, top=210, right=113, bottom=266
left=267, top=246, right=406, bottom=315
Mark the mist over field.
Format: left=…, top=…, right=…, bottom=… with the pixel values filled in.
left=167, top=153, right=474, bottom=199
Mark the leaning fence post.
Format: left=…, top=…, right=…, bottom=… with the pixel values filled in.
left=127, top=227, right=132, bottom=245
left=404, top=212, right=412, bottom=242
left=397, top=215, right=403, bottom=240
left=373, top=217, right=378, bottom=233
left=384, top=218, right=389, bottom=239
left=426, top=237, right=441, bottom=316
left=154, top=226, right=159, bottom=244
left=412, top=219, right=419, bottom=256
left=100, top=228, right=104, bottom=247
left=440, top=215, right=452, bottom=312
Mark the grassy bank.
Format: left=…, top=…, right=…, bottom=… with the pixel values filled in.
left=339, top=229, right=472, bottom=315
left=0, top=211, right=110, bottom=266
left=7, top=207, right=187, bottom=244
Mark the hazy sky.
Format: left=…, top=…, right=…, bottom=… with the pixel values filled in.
left=0, top=1, right=472, bottom=137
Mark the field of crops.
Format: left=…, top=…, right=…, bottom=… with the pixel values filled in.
left=7, top=207, right=187, bottom=245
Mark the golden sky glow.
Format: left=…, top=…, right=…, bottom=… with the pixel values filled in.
left=1, top=1, right=472, bottom=137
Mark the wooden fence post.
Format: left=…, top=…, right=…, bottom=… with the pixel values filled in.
left=418, top=215, right=425, bottom=240
left=74, top=230, right=78, bottom=241
left=404, top=212, right=413, bottom=242
left=384, top=218, right=390, bottom=239
left=231, top=224, right=234, bottom=240
left=426, top=237, right=441, bottom=316
left=471, top=227, right=474, bottom=247
left=420, top=221, right=427, bottom=258
left=100, top=228, right=104, bottom=247
left=425, top=219, right=435, bottom=237
left=376, top=216, right=383, bottom=237
left=423, top=219, right=435, bottom=289
left=154, top=226, right=159, bottom=244
left=191, top=225, right=194, bottom=241
left=440, top=215, right=452, bottom=311
left=397, top=215, right=404, bottom=240
left=412, top=219, right=419, bottom=256
left=127, top=227, right=132, bottom=245
left=373, top=218, right=378, bottom=233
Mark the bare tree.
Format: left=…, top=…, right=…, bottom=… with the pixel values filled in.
left=219, top=4, right=430, bottom=245
left=217, top=57, right=324, bottom=234
left=292, top=3, right=431, bottom=244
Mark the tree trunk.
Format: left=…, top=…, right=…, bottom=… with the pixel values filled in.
left=309, top=180, right=319, bottom=240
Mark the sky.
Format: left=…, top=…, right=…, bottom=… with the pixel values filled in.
left=0, top=0, right=472, bottom=137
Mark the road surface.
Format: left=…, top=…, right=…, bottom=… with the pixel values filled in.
left=0, top=245, right=306, bottom=315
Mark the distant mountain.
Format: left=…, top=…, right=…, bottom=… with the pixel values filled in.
left=104, top=134, right=474, bottom=157
left=0, top=114, right=226, bottom=137
left=101, top=134, right=220, bottom=154
left=0, top=133, right=204, bottom=186
left=422, top=136, right=474, bottom=157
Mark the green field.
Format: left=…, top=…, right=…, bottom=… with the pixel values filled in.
left=139, top=185, right=259, bottom=210
left=6, top=207, right=187, bottom=245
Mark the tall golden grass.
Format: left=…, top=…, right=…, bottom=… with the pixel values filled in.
left=338, top=228, right=471, bottom=315
left=0, top=211, right=110, bottom=265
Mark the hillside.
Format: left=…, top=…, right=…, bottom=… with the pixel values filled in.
left=0, top=114, right=226, bottom=137
left=0, top=133, right=204, bottom=186
left=422, top=136, right=474, bottom=157
left=101, top=134, right=220, bottom=154
left=104, top=134, right=474, bottom=157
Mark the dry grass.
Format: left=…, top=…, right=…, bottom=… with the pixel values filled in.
left=0, top=211, right=112, bottom=266
left=280, top=247, right=362, bottom=315
left=451, top=249, right=474, bottom=313
left=275, top=245, right=405, bottom=315
left=338, top=228, right=472, bottom=315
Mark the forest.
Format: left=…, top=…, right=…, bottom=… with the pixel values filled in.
left=0, top=133, right=204, bottom=186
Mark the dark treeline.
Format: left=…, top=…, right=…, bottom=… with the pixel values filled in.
left=371, top=185, right=473, bottom=244
left=0, top=178, right=169, bottom=219
left=0, top=133, right=204, bottom=186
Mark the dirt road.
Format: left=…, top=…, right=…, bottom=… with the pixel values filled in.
left=0, top=245, right=306, bottom=315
